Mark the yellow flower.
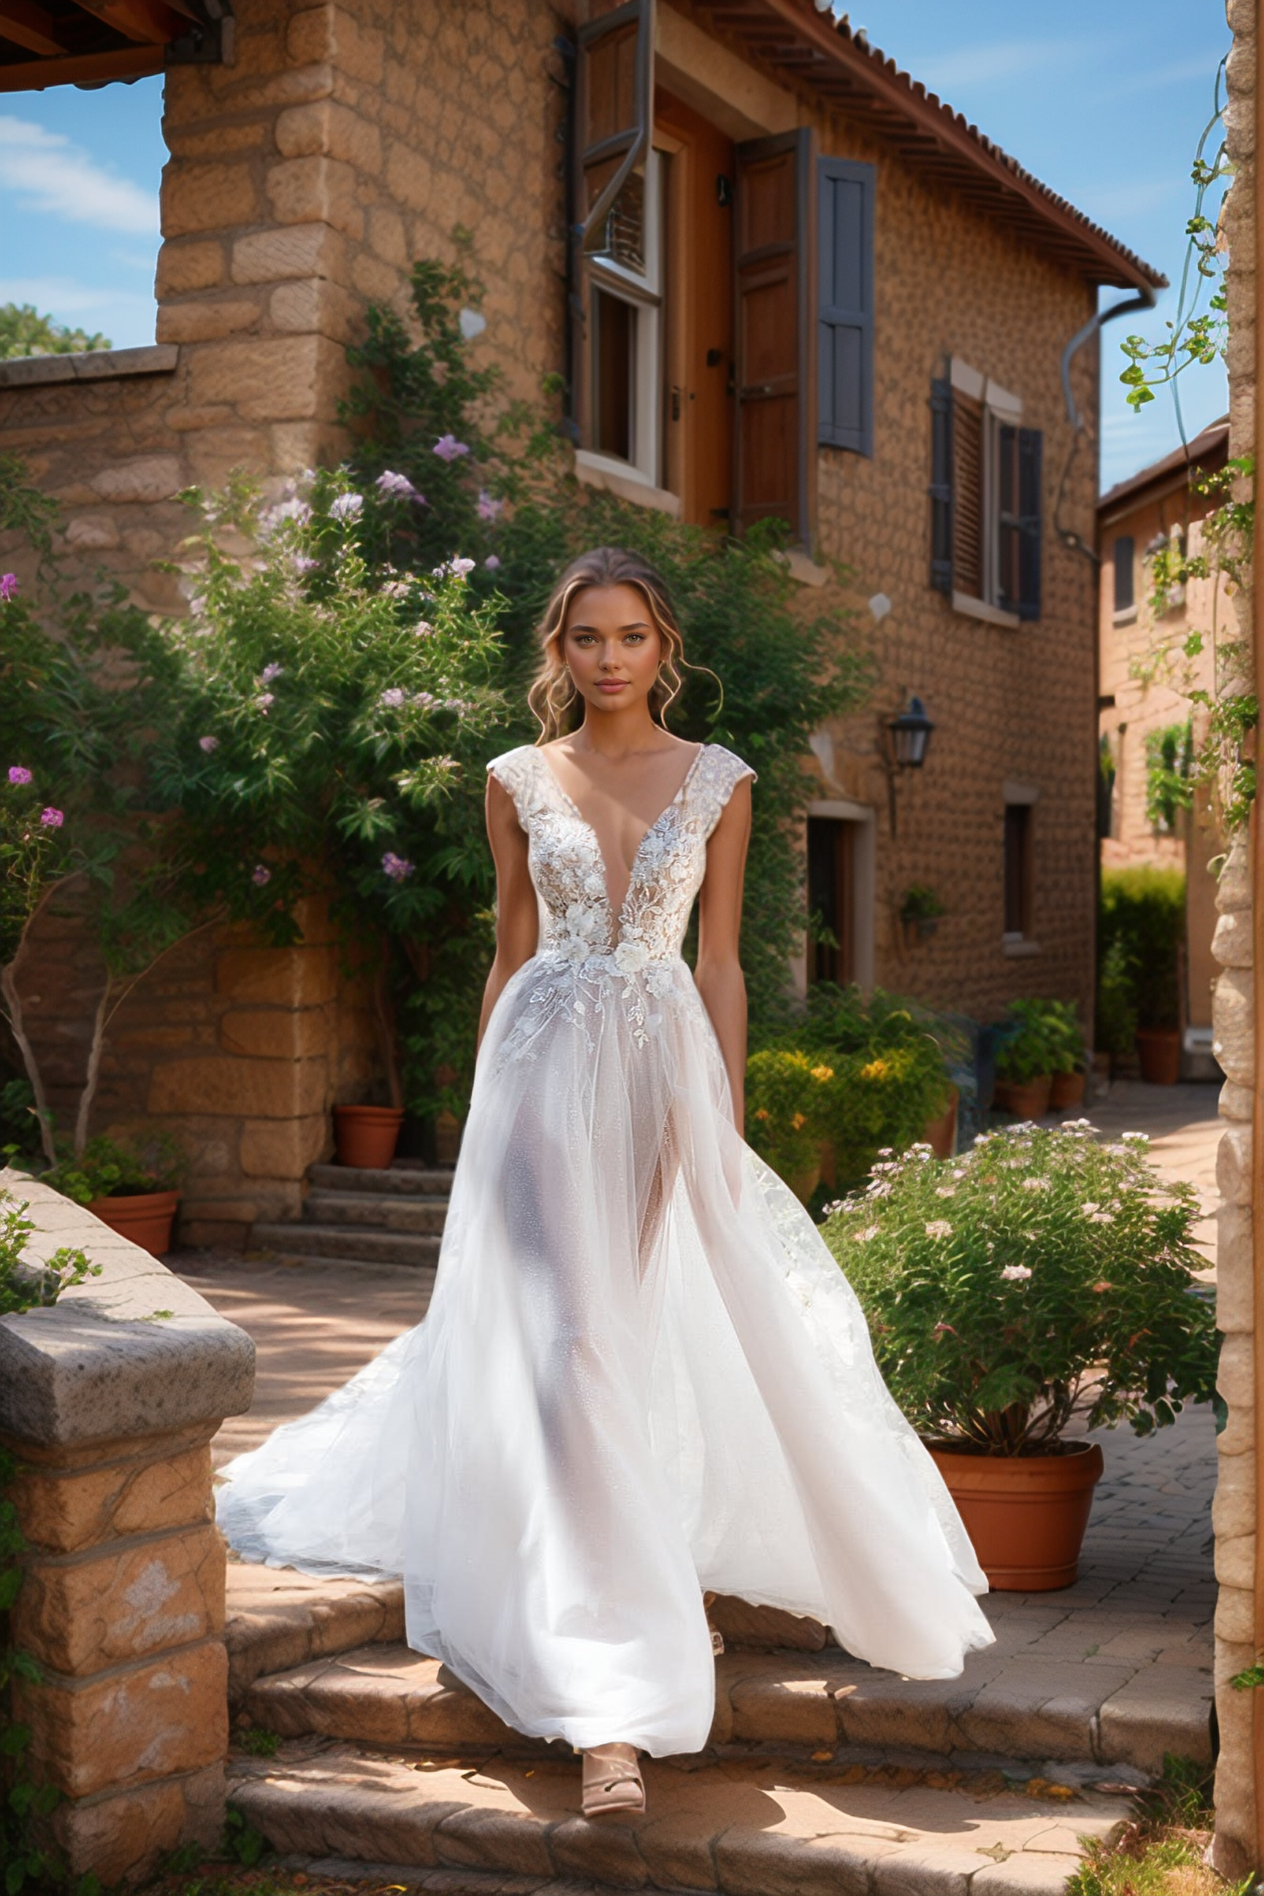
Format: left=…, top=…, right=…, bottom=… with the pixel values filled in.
left=790, top=1112, right=806, bottom=1130
left=754, top=1108, right=770, bottom=1122
left=810, top=1064, right=834, bottom=1082
left=860, top=1058, right=890, bottom=1081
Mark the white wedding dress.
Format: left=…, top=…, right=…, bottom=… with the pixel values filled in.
left=216, top=739, right=994, bottom=1756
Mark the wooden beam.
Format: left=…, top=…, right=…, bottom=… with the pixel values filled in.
left=66, top=0, right=186, bottom=44
left=0, top=0, right=64, bottom=56
left=0, top=39, right=161, bottom=85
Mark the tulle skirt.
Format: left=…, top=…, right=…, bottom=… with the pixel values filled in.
left=215, top=951, right=994, bottom=1756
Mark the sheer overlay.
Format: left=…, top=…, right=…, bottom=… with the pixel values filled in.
left=215, top=741, right=994, bottom=1757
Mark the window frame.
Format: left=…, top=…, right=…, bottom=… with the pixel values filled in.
left=931, top=357, right=1042, bottom=628
left=578, top=144, right=667, bottom=492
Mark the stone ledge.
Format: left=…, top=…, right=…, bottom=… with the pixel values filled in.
left=0, top=345, right=179, bottom=390
left=0, top=1169, right=254, bottom=1447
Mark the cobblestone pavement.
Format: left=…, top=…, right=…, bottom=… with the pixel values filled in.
left=179, top=1076, right=1222, bottom=1767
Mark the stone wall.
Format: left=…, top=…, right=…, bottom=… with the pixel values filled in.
left=0, top=1168, right=255, bottom=1883
left=1209, top=0, right=1258, bottom=1877
left=10, top=891, right=379, bottom=1248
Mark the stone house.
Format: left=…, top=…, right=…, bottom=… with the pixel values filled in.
left=0, top=0, right=1162, bottom=1243
left=1097, top=417, right=1230, bottom=1072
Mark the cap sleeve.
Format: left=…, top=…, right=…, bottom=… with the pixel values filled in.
left=698, top=744, right=757, bottom=840
left=485, top=746, right=539, bottom=827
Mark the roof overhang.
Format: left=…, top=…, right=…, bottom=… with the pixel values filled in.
left=0, top=0, right=230, bottom=89
left=688, top=0, right=1166, bottom=291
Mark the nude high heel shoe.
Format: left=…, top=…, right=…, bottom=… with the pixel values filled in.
left=581, top=1742, right=645, bottom=1817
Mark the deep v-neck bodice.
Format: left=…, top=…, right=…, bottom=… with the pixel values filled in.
left=535, top=742, right=706, bottom=921
left=486, top=738, right=757, bottom=969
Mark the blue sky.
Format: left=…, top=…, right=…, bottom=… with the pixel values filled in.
left=0, top=4, right=1230, bottom=489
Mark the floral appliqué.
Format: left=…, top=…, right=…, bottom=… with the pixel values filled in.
left=483, top=742, right=755, bottom=1066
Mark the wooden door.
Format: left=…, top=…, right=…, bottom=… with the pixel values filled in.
left=733, top=128, right=816, bottom=547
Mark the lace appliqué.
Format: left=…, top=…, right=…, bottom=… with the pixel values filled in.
left=484, top=742, right=756, bottom=1066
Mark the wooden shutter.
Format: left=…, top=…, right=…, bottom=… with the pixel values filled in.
left=817, top=157, right=874, bottom=455
left=929, top=376, right=953, bottom=594
left=570, top=0, right=654, bottom=445
left=733, top=127, right=817, bottom=547
left=951, top=388, right=985, bottom=602
left=998, top=423, right=1043, bottom=620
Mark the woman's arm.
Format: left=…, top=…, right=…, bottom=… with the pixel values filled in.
left=694, top=777, right=753, bottom=1137
left=476, top=774, right=539, bottom=1052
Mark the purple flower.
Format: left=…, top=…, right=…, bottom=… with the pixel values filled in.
left=8, top=765, right=32, bottom=786
left=485, top=555, right=501, bottom=571
left=432, top=434, right=470, bottom=463
left=382, top=851, right=415, bottom=881
left=450, top=557, right=476, bottom=578
left=198, top=736, right=220, bottom=754
left=414, top=621, right=434, bottom=637
left=376, top=470, right=419, bottom=500
left=476, top=489, right=503, bottom=523
left=256, top=693, right=275, bottom=713
left=252, top=864, right=272, bottom=886
left=413, top=690, right=436, bottom=708
left=378, top=687, right=407, bottom=708
left=0, top=574, right=17, bottom=602
left=39, top=807, right=64, bottom=828
left=260, top=497, right=311, bottom=536
left=291, top=554, right=319, bottom=575
left=260, top=662, right=284, bottom=684
left=330, top=492, right=363, bottom=522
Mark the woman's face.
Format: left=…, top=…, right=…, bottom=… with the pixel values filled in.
left=561, top=583, right=663, bottom=719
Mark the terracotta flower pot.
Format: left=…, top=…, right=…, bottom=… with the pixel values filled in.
left=923, top=1085, right=959, bottom=1158
left=928, top=1440, right=1105, bottom=1590
left=1049, top=1070, right=1086, bottom=1110
left=1135, top=1028, right=1181, bottom=1086
left=334, top=1105, right=404, bottom=1170
left=991, top=1074, right=1053, bottom=1120
left=86, top=1190, right=180, bottom=1259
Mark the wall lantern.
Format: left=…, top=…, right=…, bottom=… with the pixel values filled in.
left=882, top=695, right=935, bottom=833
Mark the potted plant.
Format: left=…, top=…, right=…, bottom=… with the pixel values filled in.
left=1042, top=1000, right=1088, bottom=1109
left=333, top=1099, right=407, bottom=1170
left=898, top=884, right=945, bottom=949
left=1100, top=869, right=1184, bottom=1084
left=42, top=1129, right=187, bottom=1258
left=991, top=1000, right=1055, bottom=1118
left=821, top=1121, right=1215, bottom=1588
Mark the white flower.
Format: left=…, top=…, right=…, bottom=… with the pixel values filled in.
left=1081, top=1202, right=1099, bottom=1216
left=413, top=620, right=434, bottom=636
left=935, top=1185, right=956, bottom=1198
left=1121, top=1131, right=1149, bottom=1145
left=867, top=1181, right=893, bottom=1199
left=330, top=492, right=363, bottom=521
left=925, top=1219, right=953, bottom=1239
left=854, top=1224, right=880, bottom=1243
left=565, top=901, right=603, bottom=940
left=645, top=963, right=674, bottom=998
left=583, top=871, right=606, bottom=899
left=1021, top=1176, right=1050, bottom=1192
left=1088, top=1210, right=1115, bottom=1224
left=378, top=687, right=407, bottom=708
left=1001, top=1264, right=1033, bottom=1281
left=614, top=939, right=649, bottom=977
left=450, top=556, right=477, bottom=577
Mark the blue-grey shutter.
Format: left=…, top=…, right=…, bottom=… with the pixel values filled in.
left=817, top=157, right=874, bottom=454
left=929, top=376, right=953, bottom=594
left=1015, top=427, right=1042, bottom=620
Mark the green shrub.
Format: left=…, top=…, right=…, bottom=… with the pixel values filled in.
left=40, top=1129, right=185, bottom=1206
left=745, top=1050, right=835, bottom=1182
left=820, top=1121, right=1216, bottom=1453
left=1099, top=866, right=1185, bottom=1033
left=995, top=998, right=1086, bottom=1083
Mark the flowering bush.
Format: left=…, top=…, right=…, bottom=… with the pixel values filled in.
left=746, top=1050, right=836, bottom=1180
left=821, top=1121, right=1216, bottom=1454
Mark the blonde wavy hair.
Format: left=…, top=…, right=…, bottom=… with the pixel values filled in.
left=526, top=546, right=718, bottom=742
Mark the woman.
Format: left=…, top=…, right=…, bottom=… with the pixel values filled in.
left=215, top=545, right=994, bottom=1821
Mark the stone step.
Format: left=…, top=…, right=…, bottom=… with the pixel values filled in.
left=238, top=1638, right=1202, bottom=1777
left=305, top=1190, right=450, bottom=1235
left=310, top=1163, right=455, bottom=1198
left=252, top=1222, right=442, bottom=1268
left=230, top=1740, right=1124, bottom=1895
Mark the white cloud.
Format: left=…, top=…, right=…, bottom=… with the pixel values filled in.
left=913, top=37, right=1087, bottom=97
left=0, top=116, right=158, bottom=236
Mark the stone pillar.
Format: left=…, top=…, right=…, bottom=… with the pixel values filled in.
left=1211, top=0, right=1259, bottom=1875
left=0, top=1171, right=255, bottom=1885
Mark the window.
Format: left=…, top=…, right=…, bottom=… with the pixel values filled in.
left=818, top=157, right=874, bottom=456
left=1003, top=803, right=1033, bottom=940
left=806, top=816, right=857, bottom=985
left=1113, top=535, right=1135, bottom=616
left=585, top=148, right=665, bottom=483
left=930, top=359, right=1042, bottom=625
